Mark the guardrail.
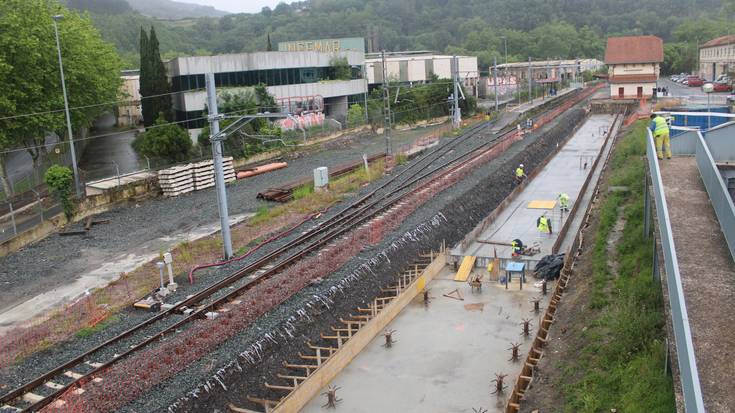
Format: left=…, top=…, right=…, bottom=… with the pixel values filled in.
left=646, top=128, right=706, bottom=412
left=694, top=130, right=735, bottom=262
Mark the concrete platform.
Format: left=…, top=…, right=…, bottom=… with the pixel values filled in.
left=85, top=171, right=155, bottom=196
left=660, top=157, right=735, bottom=412
left=301, top=266, right=552, bottom=413
left=451, top=114, right=615, bottom=268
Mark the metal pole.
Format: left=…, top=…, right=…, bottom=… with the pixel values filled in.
left=381, top=50, right=392, bottom=155
left=52, top=16, right=81, bottom=199
left=206, top=73, right=233, bottom=259
left=8, top=200, right=17, bottom=236
left=528, top=57, right=532, bottom=103
left=503, top=37, right=508, bottom=65
left=452, top=56, right=460, bottom=129
left=362, top=64, right=369, bottom=124
left=493, top=56, right=499, bottom=111
left=707, top=93, right=711, bottom=130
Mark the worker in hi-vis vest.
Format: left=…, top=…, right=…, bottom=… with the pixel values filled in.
left=650, top=114, right=671, bottom=160
left=558, top=193, right=570, bottom=212
left=537, top=213, right=552, bottom=235
left=515, top=164, right=526, bottom=183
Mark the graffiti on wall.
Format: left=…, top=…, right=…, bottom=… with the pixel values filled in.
left=279, top=112, right=326, bottom=130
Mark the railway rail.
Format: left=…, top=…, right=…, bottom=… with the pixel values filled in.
left=0, top=88, right=591, bottom=412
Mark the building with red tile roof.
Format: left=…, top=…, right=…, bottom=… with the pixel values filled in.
left=699, top=35, right=735, bottom=81
left=604, top=35, right=664, bottom=99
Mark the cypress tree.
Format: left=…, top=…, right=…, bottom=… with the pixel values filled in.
left=267, top=33, right=273, bottom=51
left=140, top=27, right=172, bottom=127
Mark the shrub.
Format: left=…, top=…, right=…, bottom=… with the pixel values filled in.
left=132, top=115, right=192, bottom=163
left=44, top=165, right=74, bottom=220
left=346, top=104, right=365, bottom=128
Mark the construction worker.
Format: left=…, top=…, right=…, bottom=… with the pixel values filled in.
left=515, top=164, right=526, bottom=183
left=511, top=239, right=524, bottom=256
left=650, top=113, right=671, bottom=160
left=558, top=193, right=570, bottom=212
left=537, top=213, right=553, bottom=235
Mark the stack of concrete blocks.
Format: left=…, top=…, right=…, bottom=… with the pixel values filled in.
left=192, top=160, right=215, bottom=190
left=158, top=164, right=194, bottom=197
left=222, top=157, right=236, bottom=184
left=157, top=157, right=237, bottom=197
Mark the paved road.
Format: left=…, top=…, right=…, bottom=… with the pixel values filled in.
left=658, top=78, right=729, bottom=106
left=78, top=114, right=142, bottom=182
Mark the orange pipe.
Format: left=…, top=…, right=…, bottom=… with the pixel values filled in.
left=236, top=162, right=288, bottom=179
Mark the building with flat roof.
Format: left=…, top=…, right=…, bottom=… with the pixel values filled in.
left=166, top=50, right=367, bottom=130
left=364, top=52, right=479, bottom=95
left=699, top=35, right=735, bottom=81
left=604, top=35, right=663, bottom=99
left=117, top=70, right=142, bottom=127
left=495, top=59, right=603, bottom=83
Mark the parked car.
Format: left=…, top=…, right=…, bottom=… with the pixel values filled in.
left=712, top=82, right=732, bottom=92
left=686, top=76, right=704, bottom=87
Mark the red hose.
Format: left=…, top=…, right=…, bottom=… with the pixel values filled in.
left=187, top=211, right=322, bottom=284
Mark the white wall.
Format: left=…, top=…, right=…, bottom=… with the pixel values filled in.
left=177, top=79, right=367, bottom=112
left=609, top=82, right=657, bottom=98
left=609, top=63, right=659, bottom=77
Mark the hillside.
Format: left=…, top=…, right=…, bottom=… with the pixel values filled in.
left=72, top=0, right=734, bottom=72
left=126, top=0, right=229, bottom=19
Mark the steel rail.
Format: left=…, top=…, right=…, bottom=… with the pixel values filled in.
left=3, top=89, right=585, bottom=412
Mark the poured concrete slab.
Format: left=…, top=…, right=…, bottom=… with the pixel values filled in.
left=452, top=114, right=615, bottom=267
left=301, top=267, right=551, bottom=413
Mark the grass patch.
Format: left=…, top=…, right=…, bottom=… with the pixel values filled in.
left=292, top=184, right=314, bottom=200
left=395, top=153, right=408, bottom=165
left=562, top=121, right=675, bottom=412
left=75, top=315, right=120, bottom=339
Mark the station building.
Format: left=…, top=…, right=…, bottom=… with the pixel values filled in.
left=166, top=50, right=367, bottom=132
left=699, top=35, right=735, bottom=81
left=116, top=70, right=142, bottom=127
left=604, top=35, right=663, bottom=99
left=494, top=59, right=603, bottom=83
left=364, top=52, right=479, bottom=96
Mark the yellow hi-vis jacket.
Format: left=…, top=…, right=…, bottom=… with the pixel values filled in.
left=538, top=216, right=550, bottom=233
left=653, top=116, right=669, bottom=136
left=559, top=193, right=570, bottom=208
left=516, top=167, right=525, bottom=178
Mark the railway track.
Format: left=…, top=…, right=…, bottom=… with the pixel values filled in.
left=0, top=89, right=588, bottom=412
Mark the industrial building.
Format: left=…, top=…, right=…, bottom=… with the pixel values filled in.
left=116, top=70, right=142, bottom=127
left=364, top=51, right=479, bottom=96
left=699, top=35, right=735, bottom=81
left=604, top=35, right=663, bottom=99
left=166, top=50, right=367, bottom=133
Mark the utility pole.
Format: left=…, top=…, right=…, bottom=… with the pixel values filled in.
left=381, top=50, right=392, bottom=155
left=527, top=57, right=533, bottom=103
left=205, top=73, right=233, bottom=259
left=452, top=55, right=461, bottom=129
left=52, top=15, right=81, bottom=198
left=362, top=64, right=369, bottom=124
left=493, top=56, right=499, bottom=111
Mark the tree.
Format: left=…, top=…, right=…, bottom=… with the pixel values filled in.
left=330, top=57, right=352, bottom=81
left=132, top=115, right=192, bottom=163
left=0, top=0, right=122, bottom=194
left=44, top=165, right=74, bottom=219
left=346, top=104, right=365, bottom=128
left=266, top=32, right=273, bottom=51
left=140, top=26, right=172, bottom=127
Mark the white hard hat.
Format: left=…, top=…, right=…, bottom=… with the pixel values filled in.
left=519, top=163, right=524, bottom=167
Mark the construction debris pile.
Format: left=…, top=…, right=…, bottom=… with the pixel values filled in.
left=158, top=158, right=236, bottom=197
left=533, top=253, right=565, bottom=280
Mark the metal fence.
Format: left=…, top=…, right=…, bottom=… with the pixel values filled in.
left=694, top=130, right=735, bottom=262
left=0, top=193, right=66, bottom=244
left=646, top=129, right=706, bottom=412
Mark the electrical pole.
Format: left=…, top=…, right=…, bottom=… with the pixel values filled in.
left=362, top=63, right=369, bottom=124
left=493, top=56, right=499, bottom=111
left=381, top=50, right=392, bottom=155
left=528, top=57, right=533, bottom=103
left=205, top=73, right=233, bottom=259
left=52, top=15, right=81, bottom=198
left=452, top=55, right=461, bottom=129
